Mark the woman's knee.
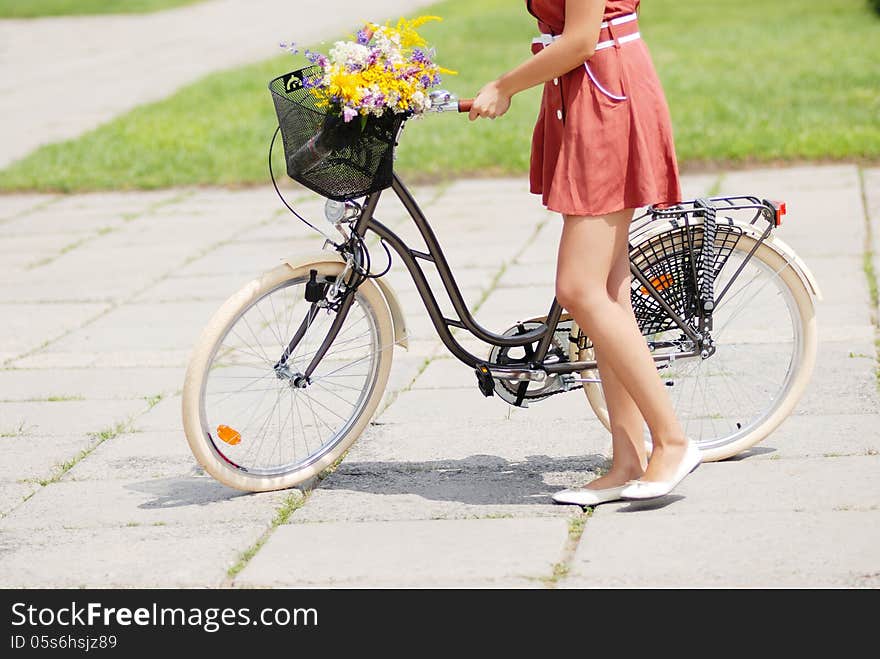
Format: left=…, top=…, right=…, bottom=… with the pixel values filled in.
left=555, top=279, right=608, bottom=317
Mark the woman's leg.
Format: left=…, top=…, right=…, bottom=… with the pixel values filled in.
left=579, top=235, right=647, bottom=488
left=556, top=209, right=688, bottom=483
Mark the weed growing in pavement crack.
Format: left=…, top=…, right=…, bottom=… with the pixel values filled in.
left=858, top=167, right=880, bottom=393
left=226, top=493, right=308, bottom=580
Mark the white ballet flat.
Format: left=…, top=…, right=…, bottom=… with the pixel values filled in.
left=552, top=485, right=627, bottom=506
left=619, top=440, right=702, bottom=500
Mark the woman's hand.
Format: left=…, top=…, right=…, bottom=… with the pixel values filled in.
left=468, top=81, right=512, bottom=121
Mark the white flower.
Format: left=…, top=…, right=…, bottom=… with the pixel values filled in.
left=410, top=90, right=428, bottom=113
left=329, top=41, right=372, bottom=69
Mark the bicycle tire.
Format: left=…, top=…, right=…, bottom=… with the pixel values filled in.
left=181, top=261, right=395, bottom=492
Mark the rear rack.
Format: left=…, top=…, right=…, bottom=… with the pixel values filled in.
left=630, top=195, right=778, bottom=245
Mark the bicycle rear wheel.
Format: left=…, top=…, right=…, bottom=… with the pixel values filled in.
left=182, top=261, right=394, bottom=491
left=581, top=230, right=817, bottom=462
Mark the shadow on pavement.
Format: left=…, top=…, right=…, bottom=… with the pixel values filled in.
left=723, top=445, right=777, bottom=461
left=615, top=494, right=686, bottom=512
left=126, top=476, right=248, bottom=509
left=322, top=453, right=607, bottom=505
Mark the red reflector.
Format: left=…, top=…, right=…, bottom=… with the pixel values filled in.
left=771, top=200, right=787, bottom=226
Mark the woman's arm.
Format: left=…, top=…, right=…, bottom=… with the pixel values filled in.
left=469, top=0, right=606, bottom=121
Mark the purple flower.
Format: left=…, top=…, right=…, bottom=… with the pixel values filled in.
left=304, top=50, right=328, bottom=67
left=279, top=41, right=299, bottom=54
left=411, top=48, right=428, bottom=64
left=356, top=29, right=371, bottom=45
left=342, top=107, right=358, bottom=123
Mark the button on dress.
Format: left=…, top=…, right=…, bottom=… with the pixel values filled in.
left=527, top=0, right=681, bottom=216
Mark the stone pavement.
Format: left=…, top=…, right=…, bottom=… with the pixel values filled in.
left=0, top=0, right=434, bottom=168
left=0, top=164, right=877, bottom=587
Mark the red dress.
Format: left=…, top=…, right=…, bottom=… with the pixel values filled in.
left=527, top=0, right=681, bottom=216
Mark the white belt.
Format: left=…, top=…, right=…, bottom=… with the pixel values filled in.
left=531, top=12, right=640, bottom=51
left=531, top=12, right=640, bottom=107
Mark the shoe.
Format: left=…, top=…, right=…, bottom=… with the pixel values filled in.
left=552, top=485, right=627, bottom=506
left=619, top=440, right=702, bottom=500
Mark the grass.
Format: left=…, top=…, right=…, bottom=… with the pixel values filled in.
left=541, top=511, right=591, bottom=588
left=226, top=493, right=307, bottom=580
left=0, top=0, right=204, bottom=18
left=858, top=168, right=880, bottom=393
left=0, top=0, right=878, bottom=192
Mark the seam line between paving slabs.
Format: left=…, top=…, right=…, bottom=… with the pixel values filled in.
left=25, top=191, right=195, bottom=271
left=0, top=195, right=62, bottom=227
left=2, top=203, right=287, bottom=368
left=857, top=167, right=880, bottom=392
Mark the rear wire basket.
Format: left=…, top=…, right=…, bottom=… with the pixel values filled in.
left=629, top=222, right=743, bottom=335
left=269, top=66, right=408, bottom=201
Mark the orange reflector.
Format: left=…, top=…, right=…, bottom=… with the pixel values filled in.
left=639, top=273, right=674, bottom=296
left=217, top=425, right=241, bottom=445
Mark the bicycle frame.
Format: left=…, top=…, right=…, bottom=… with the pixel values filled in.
left=293, top=173, right=780, bottom=382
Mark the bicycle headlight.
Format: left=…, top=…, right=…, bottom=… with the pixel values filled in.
left=324, top=199, right=360, bottom=225
left=325, top=199, right=346, bottom=224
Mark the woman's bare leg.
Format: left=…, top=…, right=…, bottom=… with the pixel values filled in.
left=580, top=235, right=647, bottom=488
left=556, top=209, right=688, bottom=483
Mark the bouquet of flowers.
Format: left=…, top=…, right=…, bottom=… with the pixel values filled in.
left=279, top=16, right=454, bottom=176
left=283, top=16, right=454, bottom=124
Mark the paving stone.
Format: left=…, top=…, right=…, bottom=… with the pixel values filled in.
left=0, top=195, right=58, bottom=223
left=295, top=451, right=601, bottom=524
left=2, top=242, right=198, bottom=302
left=0, top=433, right=97, bottom=483
left=175, top=241, right=316, bottom=277
left=235, top=517, right=568, bottom=587
left=0, top=478, right=284, bottom=530
left=718, top=165, right=862, bottom=258
left=378, top=387, right=525, bottom=423
left=133, top=272, right=260, bottom=303
left=796, top=341, right=880, bottom=415
left=348, top=416, right=609, bottom=464
left=0, top=366, right=181, bottom=401
left=39, top=300, right=222, bottom=353
left=0, top=522, right=268, bottom=587
left=0, top=301, right=108, bottom=359
left=12, top=349, right=192, bottom=370
left=733, top=412, right=880, bottom=460
left=409, top=356, right=477, bottom=389
left=63, top=431, right=197, bottom=482
left=0, top=398, right=146, bottom=437
left=134, top=395, right=184, bottom=433
left=0, top=167, right=874, bottom=589
left=598, top=455, right=880, bottom=516
left=0, top=481, right=38, bottom=517
left=563, top=510, right=880, bottom=588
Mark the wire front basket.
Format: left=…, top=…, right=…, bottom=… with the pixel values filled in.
left=269, top=66, right=407, bottom=201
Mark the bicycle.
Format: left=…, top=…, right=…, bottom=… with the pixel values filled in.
left=181, top=67, right=822, bottom=492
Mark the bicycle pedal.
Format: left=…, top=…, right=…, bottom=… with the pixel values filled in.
left=474, top=363, right=495, bottom=398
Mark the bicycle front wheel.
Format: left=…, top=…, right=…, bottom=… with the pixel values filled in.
left=182, top=261, right=394, bottom=492
left=581, top=232, right=817, bottom=462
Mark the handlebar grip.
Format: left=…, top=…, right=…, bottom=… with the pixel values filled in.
left=458, top=99, right=474, bottom=113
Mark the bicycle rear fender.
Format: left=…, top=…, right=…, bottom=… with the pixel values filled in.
left=282, top=252, right=409, bottom=349
left=735, top=224, right=824, bottom=302
left=634, top=219, right=823, bottom=302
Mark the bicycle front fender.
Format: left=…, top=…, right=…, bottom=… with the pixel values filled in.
left=281, top=252, right=409, bottom=350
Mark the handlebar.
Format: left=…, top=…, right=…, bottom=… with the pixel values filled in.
left=429, top=90, right=474, bottom=114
